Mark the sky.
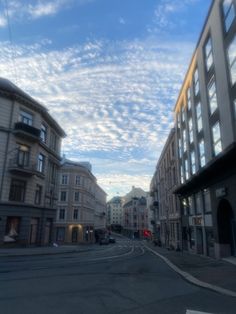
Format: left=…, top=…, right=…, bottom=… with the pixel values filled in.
left=0, top=0, right=211, bottom=200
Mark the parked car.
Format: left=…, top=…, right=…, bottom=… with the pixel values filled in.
left=99, top=236, right=109, bottom=245
left=109, top=237, right=116, bottom=243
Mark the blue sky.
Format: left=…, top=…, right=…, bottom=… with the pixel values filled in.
left=0, top=0, right=211, bottom=199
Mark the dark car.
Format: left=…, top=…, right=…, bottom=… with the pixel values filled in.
left=99, top=236, right=109, bottom=245
left=109, top=237, right=116, bottom=243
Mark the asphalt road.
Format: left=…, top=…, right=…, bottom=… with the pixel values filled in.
left=0, top=238, right=236, bottom=314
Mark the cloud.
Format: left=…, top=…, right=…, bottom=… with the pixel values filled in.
left=119, top=17, right=126, bottom=25
left=149, top=0, right=201, bottom=33
left=0, top=36, right=194, bottom=197
left=0, top=0, right=95, bottom=26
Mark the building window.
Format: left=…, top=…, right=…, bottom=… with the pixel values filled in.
left=227, top=35, right=236, bottom=85
left=73, top=209, right=78, bottom=220
left=19, top=110, right=33, bottom=125
left=17, top=145, right=30, bottom=166
left=203, top=189, right=211, bottom=213
left=37, top=153, right=45, bottom=173
left=189, top=196, right=195, bottom=215
left=59, top=209, right=65, bottom=220
left=61, top=174, right=68, bottom=185
left=180, top=165, right=184, bottom=184
left=223, top=0, right=235, bottom=32
left=212, top=121, right=222, bottom=156
left=56, top=227, right=65, bottom=241
left=40, top=124, right=47, bottom=143
left=196, top=193, right=202, bottom=214
left=74, top=191, right=80, bottom=202
left=204, top=37, right=213, bottom=71
left=196, top=101, right=203, bottom=132
left=48, top=161, right=57, bottom=184
left=35, top=184, right=42, bottom=205
left=181, top=105, right=185, bottom=123
left=188, top=117, right=194, bottom=143
left=9, top=179, right=26, bottom=202
left=208, top=77, right=218, bottom=115
left=183, top=129, right=187, bottom=152
left=75, top=175, right=81, bottom=185
left=190, top=151, right=196, bottom=175
left=178, top=138, right=182, bottom=158
left=187, top=87, right=191, bottom=111
left=60, top=191, right=67, bottom=202
left=184, top=158, right=189, bottom=180
left=50, top=131, right=58, bottom=151
left=199, top=139, right=206, bottom=167
left=194, top=68, right=200, bottom=96
left=177, top=114, right=180, bottom=129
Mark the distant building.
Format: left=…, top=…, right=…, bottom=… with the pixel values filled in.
left=106, top=196, right=123, bottom=231
left=0, top=78, right=66, bottom=246
left=123, top=195, right=148, bottom=238
left=55, top=159, right=106, bottom=244
left=123, top=186, right=147, bottom=203
left=151, top=129, right=180, bottom=249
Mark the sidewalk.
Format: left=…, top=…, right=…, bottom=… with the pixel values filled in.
left=0, top=244, right=94, bottom=257
left=144, top=241, right=236, bottom=297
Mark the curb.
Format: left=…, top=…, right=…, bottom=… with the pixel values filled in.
left=0, top=248, right=93, bottom=258
left=144, top=244, right=236, bottom=298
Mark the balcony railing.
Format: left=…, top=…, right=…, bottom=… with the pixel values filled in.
left=13, top=122, right=41, bottom=142
left=8, top=159, right=42, bottom=177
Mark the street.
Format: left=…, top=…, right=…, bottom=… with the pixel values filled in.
left=0, top=238, right=236, bottom=314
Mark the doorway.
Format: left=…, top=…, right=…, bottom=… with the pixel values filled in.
left=217, top=199, right=235, bottom=256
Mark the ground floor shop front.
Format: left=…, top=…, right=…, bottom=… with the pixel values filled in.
left=55, top=223, right=94, bottom=244
left=0, top=204, right=55, bottom=246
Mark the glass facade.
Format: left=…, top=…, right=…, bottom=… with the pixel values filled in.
left=194, top=68, right=200, bottom=96
left=208, top=77, right=218, bottom=115
left=223, top=0, right=235, bottom=32
left=205, top=37, right=213, bottom=71
left=196, top=102, right=203, bottom=132
left=190, top=151, right=196, bottom=175
left=212, top=121, right=222, bottom=156
left=227, top=35, right=236, bottom=85
left=199, top=139, right=206, bottom=167
left=188, top=117, right=193, bottom=143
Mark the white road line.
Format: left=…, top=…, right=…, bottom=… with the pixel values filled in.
left=186, top=310, right=214, bottom=314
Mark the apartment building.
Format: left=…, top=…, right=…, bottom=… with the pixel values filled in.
left=55, top=159, right=106, bottom=244
left=123, top=196, right=148, bottom=238
left=0, top=78, right=66, bottom=246
left=151, top=129, right=180, bottom=249
left=106, top=196, right=123, bottom=229
left=94, top=184, right=107, bottom=231
left=150, top=170, right=160, bottom=241
left=174, top=0, right=236, bottom=258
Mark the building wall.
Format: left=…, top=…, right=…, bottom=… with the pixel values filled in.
left=55, top=160, right=107, bottom=244
left=0, top=78, right=65, bottom=246
left=174, top=0, right=236, bottom=258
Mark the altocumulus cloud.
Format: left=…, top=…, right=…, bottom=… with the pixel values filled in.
left=0, top=37, right=194, bottom=198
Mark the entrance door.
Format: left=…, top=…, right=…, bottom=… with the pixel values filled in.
left=217, top=199, right=235, bottom=256
left=72, top=227, right=78, bottom=243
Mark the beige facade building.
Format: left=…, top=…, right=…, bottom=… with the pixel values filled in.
left=151, top=129, right=180, bottom=249
left=0, top=78, right=66, bottom=246
left=55, top=159, right=106, bottom=244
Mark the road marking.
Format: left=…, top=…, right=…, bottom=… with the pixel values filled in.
left=186, top=311, right=214, bottom=314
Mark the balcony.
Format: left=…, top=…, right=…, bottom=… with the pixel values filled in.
left=8, top=159, right=40, bottom=177
left=13, top=122, right=41, bottom=142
